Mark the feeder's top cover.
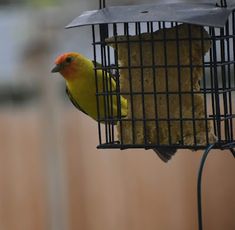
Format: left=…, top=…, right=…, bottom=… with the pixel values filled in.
left=66, top=2, right=235, bottom=28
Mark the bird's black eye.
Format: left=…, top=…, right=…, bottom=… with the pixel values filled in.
left=65, top=56, right=73, bottom=63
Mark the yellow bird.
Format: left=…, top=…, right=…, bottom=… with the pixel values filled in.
left=51, top=52, right=127, bottom=122
left=51, top=52, right=176, bottom=162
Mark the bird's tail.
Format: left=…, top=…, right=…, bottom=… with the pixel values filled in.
left=153, top=147, right=177, bottom=162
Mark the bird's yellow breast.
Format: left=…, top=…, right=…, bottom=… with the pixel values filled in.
left=66, top=74, right=98, bottom=120
left=66, top=60, right=127, bottom=122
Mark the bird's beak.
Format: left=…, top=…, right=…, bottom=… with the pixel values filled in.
left=51, top=64, right=61, bottom=73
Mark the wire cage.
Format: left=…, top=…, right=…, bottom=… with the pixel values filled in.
left=67, top=1, right=235, bottom=155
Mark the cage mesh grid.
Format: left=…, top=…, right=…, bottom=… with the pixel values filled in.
left=91, top=9, right=235, bottom=152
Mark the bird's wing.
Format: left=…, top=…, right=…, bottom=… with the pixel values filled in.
left=92, top=60, right=102, bottom=69
left=66, top=86, right=88, bottom=115
left=92, top=60, right=119, bottom=82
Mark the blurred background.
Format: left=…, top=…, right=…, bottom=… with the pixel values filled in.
left=0, top=0, right=235, bottom=230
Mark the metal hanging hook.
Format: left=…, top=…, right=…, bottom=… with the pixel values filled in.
left=216, top=0, right=227, bottom=7
left=99, top=0, right=106, bottom=9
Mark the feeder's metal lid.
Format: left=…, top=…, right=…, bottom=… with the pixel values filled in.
left=66, top=2, right=235, bottom=28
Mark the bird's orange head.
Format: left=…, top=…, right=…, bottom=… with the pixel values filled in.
left=51, top=52, right=81, bottom=80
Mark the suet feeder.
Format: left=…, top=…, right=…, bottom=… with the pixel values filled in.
left=67, top=1, right=235, bottom=154
left=66, top=1, right=234, bottom=229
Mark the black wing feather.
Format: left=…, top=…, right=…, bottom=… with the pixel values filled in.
left=66, top=87, right=88, bottom=115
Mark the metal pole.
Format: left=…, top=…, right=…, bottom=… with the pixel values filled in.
left=197, top=144, right=215, bottom=230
